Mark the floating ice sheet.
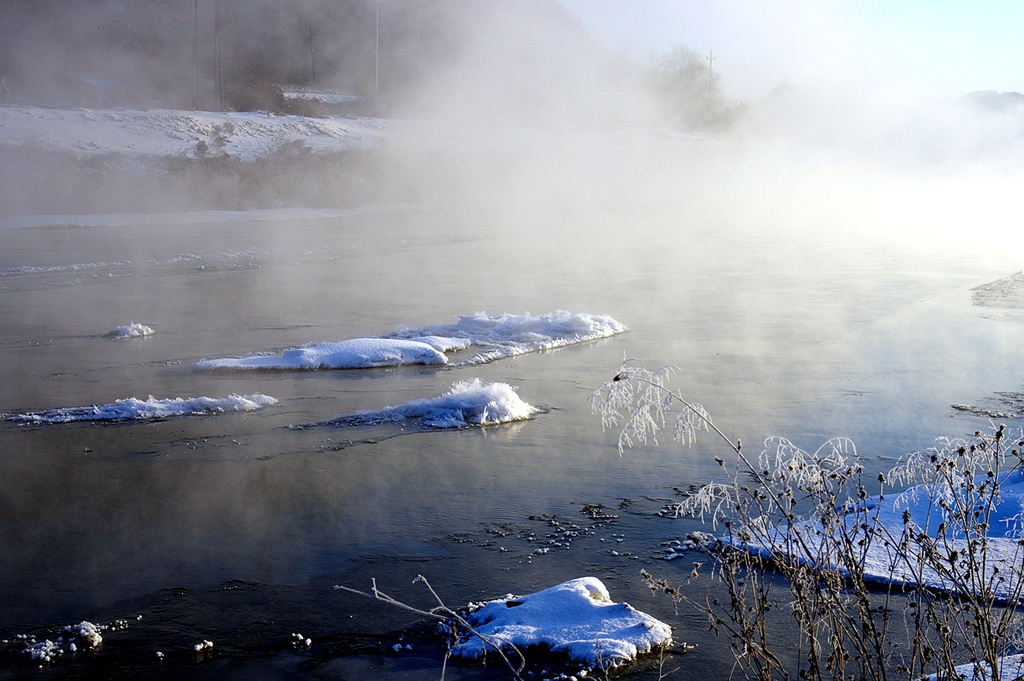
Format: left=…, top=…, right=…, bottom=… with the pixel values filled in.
left=394, top=311, right=629, bottom=366
left=296, top=379, right=537, bottom=429
left=924, top=654, right=1024, bottom=681
left=105, top=322, right=154, bottom=339
left=671, top=472, right=1024, bottom=603
left=451, top=577, right=672, bottom=670
left=8, top=394, right=278, bottom=423
left=196, top=337, right=469, bottom=370
left=19, top=621, right=104, bottom=664
left=195, top=311, right=627, bottom=370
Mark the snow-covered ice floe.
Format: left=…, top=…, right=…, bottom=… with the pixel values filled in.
left=855, top=475, right=1024, bottom=602
left=105, top=322, right=154, bottom=339
left=195, top=311, right=627, bottom=370
left=392, top=311, right=629, bottom=366
left=197, top=337, right=470, bottom=370
left=7, top=394, right=277, bottom=424
left=295, top=379, right=536, bottom=429
left=451, top=577, right=672, bottom=671
left=673, top=472, right=1024, bottom=603
left=19, top=621, right=103, bottom=664
left=924, top=654, right=1024, bottom=681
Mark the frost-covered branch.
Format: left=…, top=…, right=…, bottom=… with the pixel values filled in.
left=336, top=575, right=527, bottom=678
left=594, top=359, right=1024, bottom=681
left=588, top=358, right=737, bottom=456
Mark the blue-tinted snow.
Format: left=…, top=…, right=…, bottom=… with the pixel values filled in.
left=296, top=379, right=537, bottom=429
left=8, top=394, right=278, bottom=424
left=195, top=311, right=628, bottom=370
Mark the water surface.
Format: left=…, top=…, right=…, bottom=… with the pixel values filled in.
left=2, top=196, right=1022, bottom=679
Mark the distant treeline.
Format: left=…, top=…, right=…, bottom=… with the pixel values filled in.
left=0, top=0, right=743, bottom=130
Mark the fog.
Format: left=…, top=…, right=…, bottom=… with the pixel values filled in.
left=2, top=0, right=1023, bottom=253
left=2, top=1, right=1024, bottom=676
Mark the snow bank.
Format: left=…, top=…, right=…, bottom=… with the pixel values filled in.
left=197, top=337, right=469, bottom=370
left=451, top=577, right=672, bottom=670
left=196, top=311, right=628, bottom=371
left=0, top=205, right=409, bottom=231
left=674, top=473, right=1024, bottom=603
left=925, top=654, right=1024, bottom=681
left=105, top=322, right=154, bottom=339
left=0, top=106, right=387, bottom=162
left=858, top=474, right=1024, bottom=601
left=8, top=394, right=278, bottom=424
left=299, top=379, right=537, bottom=429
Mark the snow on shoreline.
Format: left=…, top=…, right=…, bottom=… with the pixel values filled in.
left=7, top=394, right=278, bottom=424
left=0, top=106, right=388, bottom=162
left=451, top=577, right=673, bottom=670
left=196, top=311, right=628, bottom=371
left=297, top=379, right=537, bottom=429
left=668, top=472, right=1024, bottom=603
left=0, top=204, right=418, bottom=231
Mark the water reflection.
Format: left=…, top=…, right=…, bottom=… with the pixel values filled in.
left=1, top=204, right=1021, bottom=678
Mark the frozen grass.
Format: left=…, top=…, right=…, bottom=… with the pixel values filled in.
left=592, top=358, right=1024, bottom=681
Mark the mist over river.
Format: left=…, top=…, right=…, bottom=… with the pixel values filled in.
left=3, top=161, right=1024, bottom=678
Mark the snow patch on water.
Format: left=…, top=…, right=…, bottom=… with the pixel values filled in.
left=19, top=621, right=104, bottom=664
left=924, top=654, right=1024, bottom=681
left=299, top=379, right=536, bottom=429
left=7, top=394, right=278, bottom=424
left=668, top=473, right=1024, bottom=603
left=196, top=311, right=627, bottom=371
left=451, top=577, right=672, bottom=670
left=197, top=337, right=470, bottom=370
left=395, top=310, right=628, bottom=366
left=106, top=322, right=155, bottom=339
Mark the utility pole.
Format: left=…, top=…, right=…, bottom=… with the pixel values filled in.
left=374, top=0, right=380, bottom=110
left=309, top=25, right=317, bottom=85
left=192, top=0, right=199, bottom=110
left=706, top=49, right=716, bottom=92
left=214, top=0, right=224, bottom=110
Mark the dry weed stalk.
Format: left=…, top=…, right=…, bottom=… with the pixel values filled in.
left=592, top=359, right=1024, bottom=681
left=336, top=575, right=526, bottom=680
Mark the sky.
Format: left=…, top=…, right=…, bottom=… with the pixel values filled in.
left=559, top=1, right=1024, bottom=101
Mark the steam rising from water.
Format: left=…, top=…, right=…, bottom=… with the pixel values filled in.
left=2, top=5, right=1024, bottom=669
left=1, top=1, right=1022, bottom=261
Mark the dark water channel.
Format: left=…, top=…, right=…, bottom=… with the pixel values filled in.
left=1, top=198, right=1022, bottom=679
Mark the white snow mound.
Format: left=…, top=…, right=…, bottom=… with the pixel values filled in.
left=106, top=322, right=155, bottom=339
left=451, top=577, right=672, bottom=669
left=8, top=394, right=278, bottom=423
left=21, top=621, right=104, bottom=664
left=304, top=378, right=537, bottom=429
left=196, top=337, right=470, bottom=370
left=396, top=310, right=629, bottom=366
left=194, top=312, right=628, bottom=371
left=924, top=654, right=1024, bottom=681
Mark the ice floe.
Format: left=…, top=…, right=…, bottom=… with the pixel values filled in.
left=105, top=322, right=155, bottom=339
left=197, top=337, right=470, bottom=370
left=8, top=394, right=278, bottom=424
left=925, top=654, right=1024, bottom=681
left=669, top=463, right=1024, bottom=603
left=392, top=311, right=629, bottom=365
left=19, top=621, right=103, bottom=664
left=297, top=379, right=536, bottom=429
left=450, top=577, right=672, bottom=670
left=195, top=311, right=627, bottom=370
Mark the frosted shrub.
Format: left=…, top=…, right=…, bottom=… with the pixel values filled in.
left=591, top=359, right=1024, bottom=681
